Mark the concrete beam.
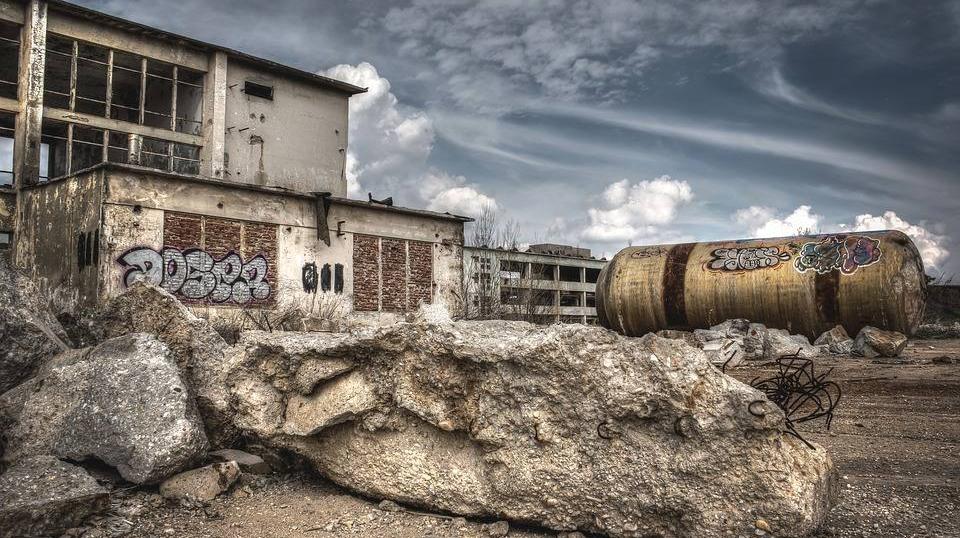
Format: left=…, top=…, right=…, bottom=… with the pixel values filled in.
left=13, top=0, right=46, bottom=188
left=42, top=107, right=203, bottom=146
left=200, top=51, right=226, bottom=178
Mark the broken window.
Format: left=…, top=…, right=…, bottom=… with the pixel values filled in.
left=559, top=292, right=581, bottom=307
left=244, top=81, right=273, bottom=100
left=40, top=120, right=68, bottom=180
left=110, top=51, right=141, bottom=124
left=531, top=290, right=556, bottom=306
left=559, top=265, right=581, bottom=282
left=143, top=60, right=173, bottom=129
left=176, top=68, right=203, bottom=135
left=585, top=267, right=601, bottom=284
left=499, top=260, right=524, bottom=280
left=0, top=112, right=14, bottom=186
left=75, top=41, right=109, bottom=116
left=530, top=263, right=556, bottom=281
left=0, top=20, right=19, bottom=100
left=107, top=131, right=131, bottom=164
left=43, top=34, right=73, bottom=109
left=71, top=125, right=105, bottom=172
left=585, top=292, right=596, bottom=308
left=500, top=287, right=522, bottom=305
left=172, top=142, right=200, bottom=175
left=140, top=136, right=170, bottom=170
left=0, top=231, right=11, bottom=250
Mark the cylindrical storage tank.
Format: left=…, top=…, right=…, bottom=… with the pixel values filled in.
left=596, top=230, right=926, bottom=339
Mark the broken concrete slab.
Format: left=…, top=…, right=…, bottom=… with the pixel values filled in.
left=228, top=321, right=836, bottom=537
left=284, top=370, right=379, bottom=436
left=294, top=357, right=354, bottom=395
left=853, top=326, right=908, bottom=358
left=0, top=456, right=108, bottom=538
left=89, top=282, right=237, bottom=447
left=0, top=258, right=70, bottom=394
left=159, top=461, right=240, bottom=502
left=1, top=333, right=208, bottom=484
left=702, top=338, right=744, bottom=368
left=763, top=328, right=818, bottom=359
left=815, top=325, right=855, bottom=355
left=209, top=449, right=272, bottom=474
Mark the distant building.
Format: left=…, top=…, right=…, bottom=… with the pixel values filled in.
left=463, top=245, right=607, bottom=324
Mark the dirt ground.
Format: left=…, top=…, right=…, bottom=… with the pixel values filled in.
left=70, top=339, right=960, bottom=538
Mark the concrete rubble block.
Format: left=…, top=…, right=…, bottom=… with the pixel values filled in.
left=742, top=323, right=768, bottom=360
left=0, top=258, right=70, bottom=394
left=702, top=338, right=744, bottom=368
left=159, top=461, right=241, bottom=502
left=815, top=325, right=855, bottom=355
left=90, top=282, right=236, bottom=447
left=0, top=456, right=109, bottom=538
left=284, top=370, right=379, bottom=436
left=692, top=329, right=726, bottom=345
left=295, top=357, right=355, bottom=395
left=763, top=328, right=818, bottom=359
left=709, top=318, right=751, bottom=337
left=654, top=329, right=698, bottom=348
left=1, top=333, right=208, bottom=484
left=209, top=449, right=272, bottom=474
left=853, top=326, right=908, bottom=358
left=229, top=322, right=836, bottom=537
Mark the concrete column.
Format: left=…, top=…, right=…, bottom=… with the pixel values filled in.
left=200, top=51, right=227, bottom=178
left=13, top=0, right=47, bottom=188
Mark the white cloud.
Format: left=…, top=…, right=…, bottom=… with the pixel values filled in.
left=734, top=205, right=950, bottom=270
left=321, top=62, right=496, bottom=214
left=736, top=205, right=822, bottom=237
left=582, top=176, right=693, bottom=243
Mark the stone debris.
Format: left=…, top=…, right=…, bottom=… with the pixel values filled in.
left=483, top=520, right=510, bottom=537
left=224, top=320, right=836, bottom=537
left=763, top=328, right=818, bottom=359
left=0, top=333, right=208, bottom=484
left=89, top=282, right=237, bottom=447
left=0, top=456, right=108, bottom=538
left=209, top=449, right=272, bottom=474
left=815, top=325, right=855, bottom=355
left=159, top=461, right=241, bottom=502
left=676, top=319, right=823, bottom=366
left=0, top=258, right=70, bottom=394
left=283, top=369, right=379, bottom=436
left=853, top=326, right=908, bottom=358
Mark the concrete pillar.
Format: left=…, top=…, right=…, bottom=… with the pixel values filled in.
left=13, top=0, right=47, bottom=188
left=200, top=51, right=227, bottom=178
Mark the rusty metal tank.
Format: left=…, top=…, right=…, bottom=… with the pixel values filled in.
left=595, top=230, right=927, bottom=339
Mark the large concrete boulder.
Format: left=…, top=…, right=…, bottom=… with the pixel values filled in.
left=814, top=325, right=854, bottom=355
left=0, top=333, right=208, bottom=483
left=90, top=282, right=236, bottom=446
left=763, top=328, right=818, bottom=359
left=0, top=258, right=69, bottom=394
left=0, top=456, right=108, bottom=538
left=852, top=326, right=908, bottom=358
left=226, top=321, right=836, bottom=537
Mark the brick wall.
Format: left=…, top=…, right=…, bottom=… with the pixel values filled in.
left=352, top=234, right=433, bottom=312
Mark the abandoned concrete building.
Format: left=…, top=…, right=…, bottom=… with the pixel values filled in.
left=0, top=0, right=470, bottom=318
left=463, top=243, right=607, bottom=324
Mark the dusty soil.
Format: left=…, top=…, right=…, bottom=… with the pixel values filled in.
left=69, top=339, right=960, bottom=538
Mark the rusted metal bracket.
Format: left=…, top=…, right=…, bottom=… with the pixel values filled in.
left=312, top=191, right=332, bottom=246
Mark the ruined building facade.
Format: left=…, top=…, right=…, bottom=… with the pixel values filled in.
left=463, top=244, right=606, bottom=324
left=0, top=0, right=468, bottom=318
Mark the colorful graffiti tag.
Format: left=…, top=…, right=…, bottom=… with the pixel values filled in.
left=708, top=246, right=792, bottom=271
left=118, top=247, right=270, bottom=303
left=794, top=235, right=881, bottom=275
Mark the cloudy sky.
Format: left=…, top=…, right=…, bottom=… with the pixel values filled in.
left=82, top=0, right=960, bottom=276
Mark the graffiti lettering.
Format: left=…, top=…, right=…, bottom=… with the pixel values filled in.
left=119, top=247, right=270, bottom=303
left=708, top=246, right=791, bottom=272
left=794, top=235, right=881, bottom=275
left=302, top=262, right=318, bottom=293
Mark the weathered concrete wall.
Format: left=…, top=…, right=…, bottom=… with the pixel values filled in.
left=0, top=189, right=14, bottom=230
left=223, top=60, right=349, bottom=195
left=98, top=169, right=462, bottom=317
left=15, top=170, right=105, bottom=307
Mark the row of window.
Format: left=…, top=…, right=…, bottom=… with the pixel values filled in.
left=497, top=288, right=597, bottom=307
left=472, top=256, right=602, bottom=283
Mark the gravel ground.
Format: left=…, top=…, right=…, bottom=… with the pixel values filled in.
left=64, top=339, right=960, bottom=538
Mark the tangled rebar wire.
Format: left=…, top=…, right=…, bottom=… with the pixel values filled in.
left=747, top=350, right=842, bottom=449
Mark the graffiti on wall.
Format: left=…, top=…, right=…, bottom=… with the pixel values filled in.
left=118, top=247, right=271, bottom=303
left=794, top=235, right=881, bottom=275
left=302, top=262, right=344, bottom=294
left=302, top=262, right=318, bottom=293
left=707, top=246, right=792, bottom=272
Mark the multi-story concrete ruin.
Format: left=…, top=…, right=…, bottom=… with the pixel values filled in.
left=0, top=0, right=469, bottom=319
left=463, top=243, right=606, bottom=324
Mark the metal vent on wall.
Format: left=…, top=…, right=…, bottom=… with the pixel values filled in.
left=244, top=81, right=274, bottom=100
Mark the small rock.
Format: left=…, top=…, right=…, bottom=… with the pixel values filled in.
left=709, top=319, right=751, bottom=336
left=763, top=328, right=817, bottom=359
left=932, top=356, right=956, bottom=364
left=378, top=499, right=403, bottom=512
left=755, top=519, right=772, bottom=532
left=655, top=330, right=698, bottom=347
left=209, top=449, right=272, bottom=474
left=159, top=461, right=241, bottom=502
left=702, top=338, right=744, bottom=368
left=484, top=520, right=510, bottom=537
left=0, top=456, right=109, bottom=538
left=693, top=329, right=726, bottom=345
left=853, top=326, right=907, bottom=358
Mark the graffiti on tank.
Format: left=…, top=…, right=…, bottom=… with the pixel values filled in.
left=118, top=247, right=271, bottom=303
left=707, top=246, right=791, bottom=271
left=794, top=235, right=881, bottom=275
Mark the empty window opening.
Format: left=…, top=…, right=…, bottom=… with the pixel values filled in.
left=173, top=142, right=201, bottom=175
left=530, top=263, right=556, bottom=281
left=585, top=292, right=596, bottom=308
left=0, top=20, right=19, bottom=100
left=585, top=267, right=601, bottom=284
left=107, top=132, right=131, bottom=164
left=559, top=292, right=582, bottom=307
left=531, top=289, right=556, bottom=306
left=143, top=60, right=173, bottom=129
left=40, top=120, right=68, bottom=181
left=320, top=264, right=332, bottom=292
left=0, top=231, right=11, bottom=250
left=140, top=136, right=170, bottom=170
left=500, top=287, right=522, bottom=305
left=244, top=81, right=274, bottom=100
left=71, top=125, right=104, bottom=172
left=0, top=112, right=14, bottom=186
left=334, top=264, right=344, bottom=293
left=176, top=68, right=203, bottom=135
left=499, top=260, right=524, bottom=280
left=559, top=265, right=581, bottom=282
left=75, top=41, right=109, bottom=116
left=110, top=51, right=141, bottom=123
left=43, top=34, right=73, bottom=109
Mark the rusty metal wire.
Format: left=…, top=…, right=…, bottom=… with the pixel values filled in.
left=748, top=350, right=841, bottom=449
